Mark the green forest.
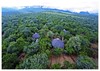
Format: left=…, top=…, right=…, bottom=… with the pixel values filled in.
left=2, top=10, right=98, bottom=69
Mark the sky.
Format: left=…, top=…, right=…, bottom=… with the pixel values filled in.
left=0, top=0, right=98, bottom=13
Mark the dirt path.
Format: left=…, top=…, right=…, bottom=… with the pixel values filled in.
left=49, top=54, right=77, bottom=67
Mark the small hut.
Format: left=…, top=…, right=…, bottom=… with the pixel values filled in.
left=52, top=38, right=64, bottom=48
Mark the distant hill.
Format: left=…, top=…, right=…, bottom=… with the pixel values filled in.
left=79, top=11, right=90, bottom=14
left=2, top=6, right=98, bottom=15
left=2, top=8, right=17, bottom=12
left=2, top=7, right=72, bottom=13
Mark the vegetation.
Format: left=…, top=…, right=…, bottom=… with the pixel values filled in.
left=52, top=48, right=63, bottom=56
left=2, top=8, right=98, bottom=69
left=76, top=55, right=97, bottom=69
left=51, top=63, right=61, bottom=69
left=65, top=35, right=91, bottom=55
left=65, top=35, right=81, bottom=54
left=18, top=53, right=49, bottom=69
left=2, top=53, right=18, bottom=69
left=63, top=61, right=76, bottom=69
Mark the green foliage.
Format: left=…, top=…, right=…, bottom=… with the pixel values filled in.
left=7, top=41, right=17, bottom=53
left=23, top=42, right=39, bottom=55
left=3, top=28, right=15, bottom=38
left=18, top=53, right=49, bottom=69
left=76, top=55, right=97, bottom=69
left=79, top=35, right=90, bottom=48
left=7, top=37, right=29, bottom=54
left=7, top=34, right=16, bottom=42
left=2, top=53, right=18, bottom=69
left=45, top=49, right=51, bottom=58
left=16, top=37, right=29, bottom=52
left=2, top=11, right=98, bottom=69
left=21, top=27, right=31, bottom=38
left=65, top=35, right=91, bottom=55
left=38, top=37, right=51, bottom=52
left=2, top=38, right=9, bottom=51
left=63, top=61, right=76, bottom=69
left=54, top=25, right=64, bottom=32
left=65, top=35, right=81, bottom=54
left=51, top=63, right=61, bottom=69
left=89, top=48, right=98, bottom=58
left=16, top=37, right=28, bottom=48
left=78, top=36, right=91, bottom=55
left=47, top=30, right=54, bottom=38
left=53, top=48, right=63, bottom=56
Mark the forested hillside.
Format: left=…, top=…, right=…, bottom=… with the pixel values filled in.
left=2, top=8, right=98, bottom=69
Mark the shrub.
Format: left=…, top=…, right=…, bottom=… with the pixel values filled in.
left=78, top=36, right=92, bottom=56
left=76, top=55, right=97, bottom=69
left=2, top=53, right=18, bottom=69
left=22, top=27, right=31, bottom=38
left=45, top=49, right=51, bottom=58
left=53, top=48, right=63, bottom=56
left=7, top=37, right=28, bottom=54
left=63, top=61, right=76, bottom=69
left=65, top=35, right=81, bottom=54
left=7, top=42, right=18, bottom=53
left=51, top=63, right=61, bottom=69
left=23, top=42, right=39, bottom=55
left=2, top=38, right=10, bottom=49
left=38, top=38, right=51, bottom=52
left=79, top=36, right=90, bottom=51
left=18, top=53, right=49, bottom=69
left=3, top=28, right=15, bottom=38
left=16, top=37, right=29, bottom=53
left=65, top=35, right=91, bottom=55
left=47, top=30, right=54, bottom=38
left=7, top=34, right=16, bottom=42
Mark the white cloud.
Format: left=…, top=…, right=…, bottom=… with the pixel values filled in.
left=0, top=0, right=98, bottom=13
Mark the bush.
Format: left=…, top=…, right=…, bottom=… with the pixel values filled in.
left=88, top=48, right=98, bottom=58
left=47, top=30, right=54, bottom=38
left=38, top=38, right=51, bottom=52
left=45, top=49, right=51, bottom=58
left=23, top=42, right=39, bottom=55
left=2, top=38, right=10, bottom=50
left=22, top=27, right=31, bottom=38
left=7, top=37, right=28, bottom=54
left=7, top=34, right=16, bottom=42
left=3, top=28, right=15, bottom=38
left=18, top=53, right=49, bottom=69
left=65, top=35, right=81, bottom=54
left=62, top=61, right=76, bottom=69
left=79, top=36, right=90, bottom=53
left=51, top=63, right=61, bottom=69
left=2, top=53, right=18, bottom=69
left=7, top=42, right=18, bottom=53
left=65, top=35, right=90, bottom=55
left=53, top=48, right=63, bottom=56
left=15, top=37, right=29, bottom=53
left=76, top=55, right=97, bottom=69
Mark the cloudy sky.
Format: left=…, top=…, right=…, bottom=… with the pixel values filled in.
left=1, top=0, right=98, bottom=13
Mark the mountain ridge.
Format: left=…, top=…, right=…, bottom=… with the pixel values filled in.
left=2, top=6, right=98, bottom=15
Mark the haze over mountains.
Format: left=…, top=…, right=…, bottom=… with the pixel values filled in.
left=2, top=6, right=98, bottom=15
